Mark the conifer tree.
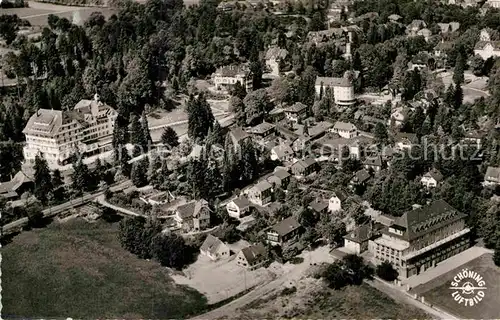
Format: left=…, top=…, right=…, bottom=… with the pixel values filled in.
left=141, top=111, right=152, bottom=146
left=34, top=154, right=52, bottom=205
left=72, top=157, right=94, bottom=194
left=119, top=146, right=132, bottom=178
left=51, top=169, right=66, bottom=202
left=130, top=114, right=147, bottom=157
left=161, top=126, right=179, bottom=148
left=131, top=156, right=149, bottom=187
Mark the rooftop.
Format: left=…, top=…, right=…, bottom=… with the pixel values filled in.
left=200, top=235, right=226, bottom=255
left=229, top=127, right=250, bottom=143
left=271, top=144, right=293, bottom=159
left=284, top=102, right=308, bottom=114
left=232, top=195, right=251, bottom=209
left=248, top=122, right=275, bottom=135
left=271, top=216, right=301, bottom=236
left=265, top=47, right=288, bottom=61
left=485, top=166, right=500, bottom=180
left=344, top=224, right=372, bottom=243
left=309, top=199, right=329, bottom=213
left=333, top=121, right=357, bottom=131
left=214, top=65, right=250, bottom=78
left=316, top=76, right=352, bottom=87
left=390, top=200, right=466, bottom=241
left=252, top=180, right=273, bottom=193
left=240, top=244, right=266, bottom=264
left=423, top=168, right=443, bottom=182
left=176, top=199, right=210, bottom=219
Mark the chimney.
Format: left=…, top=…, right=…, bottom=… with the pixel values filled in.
left=91, top=93, right=100, bottom=117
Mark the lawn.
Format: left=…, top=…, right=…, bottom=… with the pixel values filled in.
left=1, top=218, right=207, bottom=319
left=304, top=284, right=430, bottom=319
left=411, top=253, right=500, bottom=319
left=237, top=279, right=430, bottom=319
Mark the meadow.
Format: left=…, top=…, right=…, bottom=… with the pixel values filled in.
left=1, top=218, right=208, bottom=318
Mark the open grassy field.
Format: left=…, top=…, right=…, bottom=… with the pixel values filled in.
left=1, top=218, right=208, bottom=319
left=233, top=278, right=430, bottom=319
left=411, top=253, right=500, bottom=319
left=0, top=1, right=117, bottom=26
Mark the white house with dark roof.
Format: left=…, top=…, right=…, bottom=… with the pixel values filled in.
left=247, top=122, right=275, bottom=138
left=247, top=180, right=273, bottom=206
left=315, top=76, right=356, bottom=106
left=23, top=94, right=117, bottom=164
left=200, top=235, right=230, bottom=261
left=291, top=157, right=318, bottom=178
left=344, top=224, right=372, bottom=254
left=266, top=216, right=302, bottom=247
left=364, top=155, right=383, bottom=172
left=266, top=169, right=291, bottom=189
left=213, top=65, right=252, bottom=91
left=421, top=168, right=444, bottom=188
left=226, top=195, right=251, bottom=218
left=394, top=132, right=418, bottom=151
left=174, top=199, right=211, bottom=232
left=284, top=102, right=308, bottom=123
left=350, top=169, right=371, bottom=188
left=270, top=143, right=294, bottom=162
left=265, top=47, right=288, bottom=76
left=328, top=189, right=348, bottom=213
left=484, top=166, right=500, bottom=186
left=236, top=244, right=268, bottom=270
left=332, top=121, right=358, bottom=138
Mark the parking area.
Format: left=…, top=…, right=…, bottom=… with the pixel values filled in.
left=170, top=251, right=274, bottom=304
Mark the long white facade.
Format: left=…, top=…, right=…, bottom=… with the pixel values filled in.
left=23, top=94, right=117, bottom=164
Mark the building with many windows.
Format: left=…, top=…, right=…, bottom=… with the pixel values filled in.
left=315, top=76, right=356, bottom=106
left=369, top=200, right=470, bottom=278
left=22, top=94, right=117, bottom=164
left=213, top=65, right=252, bottom=92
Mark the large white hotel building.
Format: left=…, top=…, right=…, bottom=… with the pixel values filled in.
left=22, top=94, right=118, bottom=164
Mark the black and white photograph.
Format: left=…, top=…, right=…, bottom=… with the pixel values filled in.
left=0, top=0, right=499, bottom=319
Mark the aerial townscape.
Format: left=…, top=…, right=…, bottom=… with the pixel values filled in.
left=1, top=0, right=500, bottom=319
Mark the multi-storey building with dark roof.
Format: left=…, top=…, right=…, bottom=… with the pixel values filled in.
left=23, top=94, right=117, bottom=164
left=369, top=200, right=471, bottom=278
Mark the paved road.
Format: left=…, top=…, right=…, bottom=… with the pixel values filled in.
left=1, top=180, right=132, bottom=233
left=95, top=194, right=145, bottom=217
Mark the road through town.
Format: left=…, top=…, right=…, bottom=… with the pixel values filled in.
left=1, top=180, right=132, bottom=234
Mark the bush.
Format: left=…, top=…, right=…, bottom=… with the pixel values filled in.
left=376, top=261, right=399, bottom=282
left=321, top=254, right=373, bottom=290
left=281, top=286, right=297, bottom=296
